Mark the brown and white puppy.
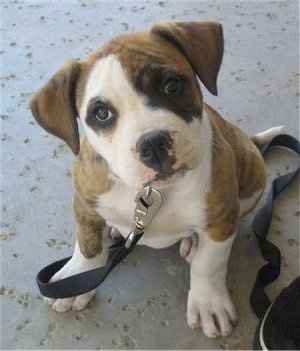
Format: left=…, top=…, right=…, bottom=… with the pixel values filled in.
left=30, top=21, right=281, bottom=338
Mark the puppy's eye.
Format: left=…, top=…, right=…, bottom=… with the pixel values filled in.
left=164, top=79, right=181, bottom=94
left=94, top=105, right=114, bottom=123
left=87, top=98, right=117, bottom=130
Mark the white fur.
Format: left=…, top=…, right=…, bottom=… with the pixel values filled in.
left=95, top=108, right=213, bottom=249
left=80, top=55, right=204, bottom=190
left=188, top=233, right=237, bottom=338
left=45, top=235, right=109, bottom=312
left=79, top=54, right=215, bottom=247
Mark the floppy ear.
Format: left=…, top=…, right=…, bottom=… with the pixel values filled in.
left=151, top=21, right=223, bottom=96
left=30, top=59, right=81, bottom=155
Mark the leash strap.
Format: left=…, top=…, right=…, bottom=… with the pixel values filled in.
left=36, top=233, right=143, bottom=299
left=250, top=134, right=300, bottom=318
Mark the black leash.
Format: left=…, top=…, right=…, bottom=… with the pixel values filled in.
left=36, top=233, right=143, bottom=299
left=250, top=134, right=300, bottom=318
left=36, top=187, right=163, bottom=298
left=36, top=134, right=299, bottom=307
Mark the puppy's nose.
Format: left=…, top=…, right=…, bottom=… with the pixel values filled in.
left=136, top=130, right=174, bottom=173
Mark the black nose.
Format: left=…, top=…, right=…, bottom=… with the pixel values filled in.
left=136, top=130, right=175, bottom=173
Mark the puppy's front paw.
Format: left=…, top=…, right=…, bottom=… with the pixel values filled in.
left=187, top=285, right=237, bottom=338
left=43, top=290, right=95, bottom=312
left=42, top=242, right=107, bottom=313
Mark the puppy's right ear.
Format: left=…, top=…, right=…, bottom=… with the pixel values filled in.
left=151, top=21, right=223, bottom=96
left=30, top=59, right=81, bottom=155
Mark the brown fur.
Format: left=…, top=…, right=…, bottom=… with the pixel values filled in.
left=73, top=135, right=112, bottom=207
left=206, top=104, right=266, bottom=201
left=30, top=59, right=81, bottom=155
left=72, top=136, right=112, bottom=258
left=204, top=105, right=266, bottom=241
left=73, top=192, right=107, bottom=259
left=204, top=108, right=240, bottom=241
left=151, top=21, right=223, bottom=95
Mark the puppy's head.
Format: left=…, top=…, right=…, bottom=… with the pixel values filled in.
left=31, top=21, right=223, bottom=190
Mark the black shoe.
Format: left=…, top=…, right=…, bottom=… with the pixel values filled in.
left=253, top=276, right=300, bottom=350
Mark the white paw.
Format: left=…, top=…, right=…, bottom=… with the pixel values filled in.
left=111, top=227, right=122, bottom=240
left=44, top=291, right=95, bottom=312
left=179, top=233, right=198, bottom=263
left=42, top=241, right=108, bottom=313
left=187, top=286, right=237, bottom=338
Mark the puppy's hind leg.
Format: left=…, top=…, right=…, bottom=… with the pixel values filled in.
left=179, top=232, right=198, bottom=263
left=44, top=193, right=110, bottom=313
left=187, top=232, right=237, bottom=338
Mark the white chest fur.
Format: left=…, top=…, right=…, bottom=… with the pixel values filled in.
left=96, top=164, right=212, bottom=250
left=95, top=112, right=213, bottom=249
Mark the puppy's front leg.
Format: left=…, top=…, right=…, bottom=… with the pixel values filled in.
left=44, top=193, right=110, bottom=312
left=187, top=231, right=237, bottom=338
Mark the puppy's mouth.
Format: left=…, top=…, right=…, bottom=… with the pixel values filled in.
left=145, top=164, right=189, bottom=189
left=109, top=161, right=189, bottom=190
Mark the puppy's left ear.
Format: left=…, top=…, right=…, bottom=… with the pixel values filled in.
left=151, top=21, right=223, bottom=96
left=30, top=59, right=81, bottom=155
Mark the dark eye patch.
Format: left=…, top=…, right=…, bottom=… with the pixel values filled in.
left=134, top=63, right=202, bottom=122
left=86, top=97, right=118, bottom=131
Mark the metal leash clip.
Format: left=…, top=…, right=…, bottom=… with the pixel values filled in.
left=125, top=186, right=163, bottom=249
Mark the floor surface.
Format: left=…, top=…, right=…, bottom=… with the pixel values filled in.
left=1, top=0, right=299, bottom=350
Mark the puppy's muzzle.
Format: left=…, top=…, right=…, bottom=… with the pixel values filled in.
left=136, top=130, right=175, bottom=177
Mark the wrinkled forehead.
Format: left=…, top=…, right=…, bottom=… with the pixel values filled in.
left=78, top=31, right=202, bottom=119
left=106, top=32, right=194, bottom=81
left=115, top=33, right=194, bottom=80
left=80, top=31, right=193, bottom=90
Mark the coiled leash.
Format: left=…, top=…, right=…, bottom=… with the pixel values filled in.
left=36, top=186, right=163, bottom=298
left=36, top=134, right=299, bottom=305
left=250, top=134, right=299, bottom=318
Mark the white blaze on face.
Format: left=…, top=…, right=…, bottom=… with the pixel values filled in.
left=80, top=54, right=204, bottom=190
